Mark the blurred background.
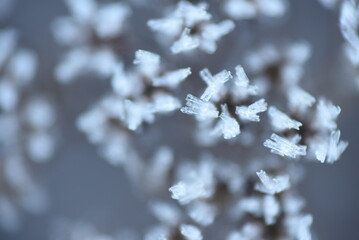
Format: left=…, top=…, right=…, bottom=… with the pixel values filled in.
left=0, top=0, right=358, bottom=239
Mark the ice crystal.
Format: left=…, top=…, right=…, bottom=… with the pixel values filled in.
left=255, top=170, right=290, bottom=194
left=52, top=0, right=131, bottom=83
left=200, top=68, right=232, bottom=101
left=235, top=99, right=268, bottom=122
left=148, top=1, right=234, bottom=54
left=268, top=106, right=302, bottom=132
left=181, top=94, right=219, bottom=119
left=180, top=224, right=203, bottom=240
left=264, top=133, right=307, bottom=158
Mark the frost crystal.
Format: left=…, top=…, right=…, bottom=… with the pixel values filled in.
left=313, top=130, right=348, bottom=164
left=263, top=195, right=280, bottom=225
left=180, top=224, right=203, bottom=240
left=148, top=1, right=234, bottom=54
left=149, top=201, right=182, bottom=226
left=255, top=170, right=290, bottom=194
left=181, top=94, right=219, bottom=119
left=187, top=201, right=217, bottom=226
left=216, top=105, right=240, bottom=139
left=286, top=86, right=315, bottom=113
left=268, top=106, right=302, bottom=132
left=264, top=133, right=307, bottom=158
left=286, top=214, right=313, bottom=240
left=151, top=68, right=191, bottom=89
left=235, top=99, right=268, bottom=122
left=200, top=68, right=232, bottom=101
left=52, top=0, right=131, bottom=83
left=312, top=98, right=341, bottom=131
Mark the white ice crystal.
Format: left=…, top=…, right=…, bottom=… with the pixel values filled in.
left=312, top=130, right=348, bottom=164
left=187, top=201, right=217, bottom=226
left=148, top=93, right=181, bottom=114
left=133, top=49, right=161, bottom=77
left=255, top=170, right=290, bottom=194
left=200, top=68, right=232, bottom=101
left=263, top=195, right=280, bottom=225
left=149, top=201, right=182, bottom=226
left=312, top=98, right=341, bottom=131
left=226, top=223, right=263, bottom=240
left=264, top=133, right=307, bottom=158
left=233, top=65, right=258, bottom=96
left=151, top=67, right=191, bottom=89
left=268, top=106, right=302, bottom=132
left=286, top=214, right=313, bottom=240
left=340, top=0, right=359, bottom=53
left=170, top=160, right=215, bottom=205
left=148, top=1, right=233, bottom=54
left=52, top=0, right=130, bottom=83
left=223, top=0, right=287, bottom=20
left=111, top=62, right=142, bottom=98
left=180, top=224, right=203, bottom=240
left=200, top=20, right=235, bottom=54
left=215, top=104, right=240, bottom=139
left=181, top=94, right=219, bottom=119
left=169, top=180, right=212, bottom=205
left=286, top=86, right=315, bottom=113
left=235, top=99, right=268, bottom=122
left=171, top=28, right=200, bottom=54
left=92, top=2, right=131, bottom=39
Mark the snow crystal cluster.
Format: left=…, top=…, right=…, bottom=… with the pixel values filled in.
left=0, top=28, right=55, bottom=231
left=43, top=0, right=350, bottom=240
left=77, top=49, right=191, bottom=165
left=52, top=0, right=131, bottom=83
left=148, top=1, right=235, bottom=54
left=141, top=154, right=314, bottom=240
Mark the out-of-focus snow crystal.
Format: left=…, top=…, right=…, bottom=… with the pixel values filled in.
left=0, top=28, right=55, bottom=231
left=52, top=0, right=131, bottom=83
left=223, top=0, right=287, bottom=20
left=255, top=170, right=290, bottom=194
left=180, top=224, right=203, bottom=240
left=312, top=98, right=341, bottom=131
left=268, top=106, right=302, bottom=132
left=187, top=201, right=217, bottom=226
left=148, top=1, right=234, bottom=54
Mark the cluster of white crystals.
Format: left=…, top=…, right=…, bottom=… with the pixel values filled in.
left=223, top=0, right=287, bottom=20
left=52, top=0, right=131, bottom=83
left=42, top=1, right=350, bottom=240
left=78, top=50, right=190, bottom=165
left=148, top=1, right=234, bottom=54
left=181, top=65, right=268, bottom=144
left=0, top=28, right=55, bottom=231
